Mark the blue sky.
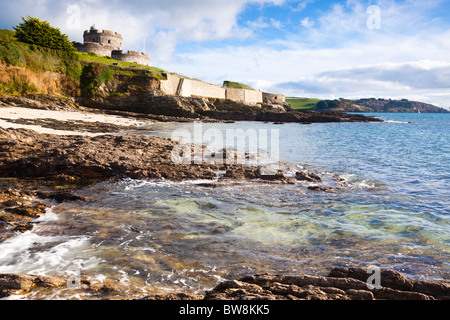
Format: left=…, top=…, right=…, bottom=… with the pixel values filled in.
left=1, top=0, right=450, bottom=108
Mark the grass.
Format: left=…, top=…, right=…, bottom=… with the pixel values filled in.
left=0, top=30, right=171, bottom=97
left=0, top=74, right=39, bottom=95
left=0, top=29, right=16, bottom=41
left=75, top=52, right=167, bottom=80
left=223, top=80, right=255, bottom=90
left=286, top=98, right=322, bottom=110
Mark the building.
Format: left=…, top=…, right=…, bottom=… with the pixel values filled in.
left=73, top=25, right=150, bottom=66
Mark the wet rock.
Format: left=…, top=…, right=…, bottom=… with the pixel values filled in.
left=328, top=267, right=450, bottom=300
left=0, top=273, right=144, bottom=299
left=141, top=293, right=205, bottom=300
left=0, top=273, right=66, bottom=298
left=345, top=289, right=374, bottom=300
left=295, top=171, right=322, bottom=182
left=308, top=186, right=333, bottom=192
left=35, top=191, right=90, bottom=203
left=1, top=267, right=449, bottom=300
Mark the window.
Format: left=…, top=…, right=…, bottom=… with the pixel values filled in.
left=108, top=40, right=111, bottom=44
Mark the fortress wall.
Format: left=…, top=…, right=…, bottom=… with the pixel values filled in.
left=160, top=74, right=226, bottom=99
left=225, top=88, right=245, bottom=102
left=159, top=73, right=181, bottom=95
left=179, top=78, right=192, bottom=97
left=159, top=74, right=268, bottom=103
left=262, top=92, right=286, bottom=104
left=76, top=42, right=113, bottom=56
left=190, top=80, right=226, bottom=99
left=243, top=89, right=263, bottom=104
left=111, top=50, right=150, bottom=66
left=225, top=88, right=263, bottom=104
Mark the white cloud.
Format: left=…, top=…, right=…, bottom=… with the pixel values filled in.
left=301, top=17, right=314, bottom=29
left=2, top=0, right=287, bottom=62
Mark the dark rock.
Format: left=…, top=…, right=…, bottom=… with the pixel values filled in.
left=295, top=171, right=322, bottom=182
left=328, top=267, right=450, bottom=300
left=35, top=191, right=89, bottom=203
left=1, top=267, right=448, bottom=300
left=308, top=186, right=333, bottom=192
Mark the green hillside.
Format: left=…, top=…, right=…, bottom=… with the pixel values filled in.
left=286, top=98, right=322, bottom=110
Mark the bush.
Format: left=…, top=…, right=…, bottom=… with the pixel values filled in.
left=80, top=64, right=114, bottom=97
left=13, top=16, right=75, bottom=53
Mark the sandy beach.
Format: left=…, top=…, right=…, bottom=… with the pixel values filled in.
left=0, top=105, right=153, bottom=135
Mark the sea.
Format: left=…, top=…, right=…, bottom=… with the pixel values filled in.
left=0, top=113, right=448, bottom=299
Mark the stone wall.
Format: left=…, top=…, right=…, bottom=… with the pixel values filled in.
left=159, top=73, right=180, bottom=96
left=225, top=88, right=263, bottom=104
left=111, top=50, right=150, bottom=66
left=74, top=42, right=115, bottom=57
left=225, top=88, right=245, bottom=102
left=159, top=74, right=226, bottom=99
left=159, top=74, right=266, bottom=103
left=262, top=92, right=286, bottom=104
left=244, top=89, right=263, bottom=104
left=189, top=79, right=226, bottom=99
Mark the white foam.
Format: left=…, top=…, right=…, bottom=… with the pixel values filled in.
left=0, top=231, right=98, bottom=276
left=384, top=120, right=410, bottom=124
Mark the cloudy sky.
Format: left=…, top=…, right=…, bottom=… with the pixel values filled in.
left=1, top=0, right=450, bottom=109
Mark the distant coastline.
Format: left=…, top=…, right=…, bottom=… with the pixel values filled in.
left=286, top=97, right=450, bottom=113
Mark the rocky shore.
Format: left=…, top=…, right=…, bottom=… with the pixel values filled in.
left=0, top=124, right=338, bottom=239
left=1, top=267, right=448, bottom=300
left=1, top=93, right=384, bottom=124
left=3, top=95, right=446, bottom=301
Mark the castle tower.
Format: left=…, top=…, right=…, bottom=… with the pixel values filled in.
left=74, top=26, right=149, bottom=66
left=83, top=26, right=123, bottom=50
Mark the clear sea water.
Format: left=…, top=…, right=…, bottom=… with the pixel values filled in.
left=0, top=113, right=448, bottom=298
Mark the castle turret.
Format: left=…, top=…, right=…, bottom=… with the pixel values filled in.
left=83, top=27, right=123, bottom=50
left=111, top=50, right=150, bottom=66
left=75, top=26, right=149, bottom=66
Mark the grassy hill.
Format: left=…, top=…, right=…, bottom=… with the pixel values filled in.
left=286, top=98, right=322, bottom=110
left=317, top=98, right=449, bottom=113
left=0, top=29, right=168, bottom=97
left=286, top=96, right=448, bottom=113
left=223, top=80, right=255, bottom=90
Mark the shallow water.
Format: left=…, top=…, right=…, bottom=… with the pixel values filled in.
left=0, top=113, right=448, bottom=299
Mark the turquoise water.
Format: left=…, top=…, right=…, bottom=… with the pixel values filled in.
left=0, top=113, right=448, bottom=298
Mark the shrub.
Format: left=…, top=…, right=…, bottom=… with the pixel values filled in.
left=80, top=64, right=114, bottom=97
left=13, top=16, right=75, bottom=53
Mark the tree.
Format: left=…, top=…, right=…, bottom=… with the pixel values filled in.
left=316, top=100, right=329, bottom=110
left=13, top=16, right=75, bottom=52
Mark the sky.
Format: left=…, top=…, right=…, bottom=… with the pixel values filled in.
left=1, top=0, right=450, bottom=109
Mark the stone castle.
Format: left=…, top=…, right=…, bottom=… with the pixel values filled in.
left=73, top=25, right=150, bottom=66
left=73, top=26, right=285, bottom=106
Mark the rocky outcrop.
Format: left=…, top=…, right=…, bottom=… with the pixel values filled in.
left=76, top=78, right=383, bottom=123
left=202, top=267, right=450, bottom=300
left=0, top=127, right=334, bottom=236
left=0, top=273, right=136, bottom=299
left=295, top=171, right=322, bottom=182
left=2, top=267, right=448, bottom=300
